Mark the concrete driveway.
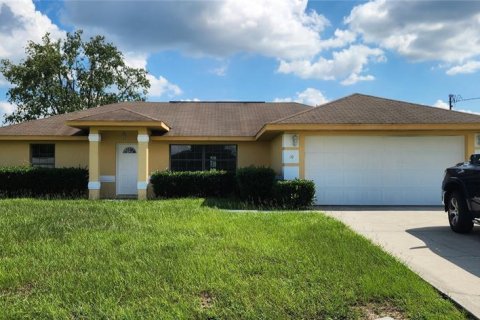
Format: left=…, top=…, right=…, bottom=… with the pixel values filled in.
left=322, top=207, right=480, bottom=318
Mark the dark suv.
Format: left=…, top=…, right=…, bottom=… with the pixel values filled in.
left=442, top=154, right=480, bottom=233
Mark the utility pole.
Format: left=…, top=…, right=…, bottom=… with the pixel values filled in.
left=448, top=94, right=454, bottom=110
left=448, top=94, right=480, bottom=110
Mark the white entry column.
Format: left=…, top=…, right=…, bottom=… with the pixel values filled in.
left=88, top=130, right=101, bottom=199
left=137, top=130, right=150, bottom=200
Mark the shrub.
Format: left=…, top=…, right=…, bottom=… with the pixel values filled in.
left=235, top=166, right=276, bottom=202
left=0, top=166, right=88, bottom=198
left=150, top=167, right=316, bottom=210
left=150, top=170, right=234, bottom=198
left=273, top=179, right=316, bottom=209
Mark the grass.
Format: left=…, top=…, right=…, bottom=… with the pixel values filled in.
left=202, top=197, right=314, bottom=211
left=202, top=197, right=291, bottom=210
left=0, top=199, right=466, bottom=319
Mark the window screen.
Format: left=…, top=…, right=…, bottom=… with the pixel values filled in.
left=170, top=144, right=237, bottom=172
left=31, top=144, right=55, bottom=168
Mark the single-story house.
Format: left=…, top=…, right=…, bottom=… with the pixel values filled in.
left=1, top=93, right=480, bottom=205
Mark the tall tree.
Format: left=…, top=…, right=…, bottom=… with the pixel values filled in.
left=0, top=30, right=150, bottom=124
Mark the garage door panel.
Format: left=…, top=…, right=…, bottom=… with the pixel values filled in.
left=305, top=136, right=465, bottom=205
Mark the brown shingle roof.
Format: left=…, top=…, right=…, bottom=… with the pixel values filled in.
left=0, top=101, right=310, bottom=137
left=274, top=93, right=480, bottom=124
left=1, top=94, right=480, bottom=138
left=0, top=113, right=85, bottom=136
left=72, top=108, right=161, bottom=122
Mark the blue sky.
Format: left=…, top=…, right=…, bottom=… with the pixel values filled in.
left=1, top=0, right=480, bottom=120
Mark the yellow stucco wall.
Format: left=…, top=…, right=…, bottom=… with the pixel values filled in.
left=5, top=129, right=476, bottom=199
left=269, top=135, right=282, bottom=175
left=0, top=141, right=30, bottom=166
left=56, top=141, right=89, bottom=168
left=144, top=140, right=269, bottom=199
left=148, top=140, right=271, bottom=173
left=0, top=141, right=88, bottom=168
left=148, top=141, right=169, bottom=172
left=93, top=135, right=272, bottom=198
left=238, top=141, right=270, bottom=167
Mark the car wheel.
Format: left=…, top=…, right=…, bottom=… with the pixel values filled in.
left=448, top=191, right=474, bottom=234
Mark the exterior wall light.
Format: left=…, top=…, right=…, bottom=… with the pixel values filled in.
left=292, top=134, right=299, bottom=147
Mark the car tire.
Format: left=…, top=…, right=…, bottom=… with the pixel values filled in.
left=448, top=191, right=474, bottom=234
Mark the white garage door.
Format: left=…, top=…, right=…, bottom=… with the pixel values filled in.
left=305, top=136, right=465, bottom=205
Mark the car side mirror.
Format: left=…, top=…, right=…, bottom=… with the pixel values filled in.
left=470, top=154, right=480, bottom=164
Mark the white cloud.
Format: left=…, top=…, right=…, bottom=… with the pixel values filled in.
left=0, top=101, right=15, bottom=123
left=446, top=61, right=480, bottom=75
left=0, top=74, right=8, bottom=87
left=434, top=99, right=449, bottom=109
left=0, top=0, right=64, bottom=61
left=147, top=74, right=182, bottom=98
left=179, top=98, right=201, bottom=102
left=275, top=88, right=328, bottom=106
left=278, top=45, right=384, bottom=85
left=64, top=0, right=328, bottom=60
left=457, top=109, right=480, bottom=115
left=210, top=64, right=228, bottom=77
left=434, top=98, right=480, bottom=115
left=63, top=0, right=395, bottom=85
left=318, top=29, right=357, bottom=51
left=123, top=52, right=148, bottom=69
left=341, top=74, right=375, bottom=86
left=346, top=0, right=480, bottom=74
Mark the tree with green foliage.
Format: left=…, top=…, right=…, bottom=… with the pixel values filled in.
left=0, top=30, right=150, bottom=124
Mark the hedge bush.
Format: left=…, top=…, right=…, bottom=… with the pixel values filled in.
left=0, top=167, right=88, bottom=198
left=235, top=166, right=276, bottom=202
left=149, top=167, right=316, bottom=209
left=273, top=179, right=316, bottom=209
left=150, top=170, right=235, bottom=198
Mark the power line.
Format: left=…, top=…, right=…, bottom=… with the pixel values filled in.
left=448, top=94, right=480, bottom=110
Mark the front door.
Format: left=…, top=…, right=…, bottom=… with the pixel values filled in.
left=116, top=144, right=138, bottom=195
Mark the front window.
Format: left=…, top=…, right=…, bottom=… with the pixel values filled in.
left=31, top=144, right=55, bottom=168
left=170, top=144, right=237, bottom=172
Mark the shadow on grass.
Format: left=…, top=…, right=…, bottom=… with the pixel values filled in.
left=201, top=197, right=313, bottom=211
left=202, top=197, right=317, bottom=211
left=316, top=205, right=444, bottom=212
left=0, top=192, right=88, bottom=200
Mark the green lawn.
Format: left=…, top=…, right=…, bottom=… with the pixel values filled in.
left=0, top=199, right=465, bottom=319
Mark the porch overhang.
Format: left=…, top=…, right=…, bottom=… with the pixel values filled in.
left=66, top=120, right=170, bottom=132
left=66, top=107, right=170, bottom=133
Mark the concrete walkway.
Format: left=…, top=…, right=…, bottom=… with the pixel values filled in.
left=323, top=207, right=480, bottom=318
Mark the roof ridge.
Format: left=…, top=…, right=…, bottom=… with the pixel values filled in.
left=68, top=107, right=123, bottom=121
left=69, top=106, right=158, bottom=121
left=0, top=102, right=129, bottom=130
left=269, top=94, right=356, bottom=124
left=121, top=107, right=172, bottom=128
left=354, top=93, right=480, bottom=117
left=273, top=93, right=480, bottom=124
left=0, top=111, right=77, bottom=130
left=118, top=107, right=159, bottom=121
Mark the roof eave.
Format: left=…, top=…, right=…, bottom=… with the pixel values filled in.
left=255, top=123, right=480, bottom=140
left=0, top=135, right=88, bottom=141
left=65, top=120, right=170, bottom=132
